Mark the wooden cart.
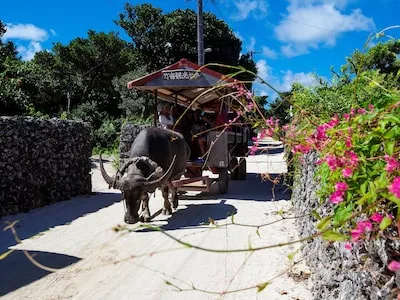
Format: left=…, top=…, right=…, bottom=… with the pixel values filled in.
left=127, top=59, right=249, bottom=194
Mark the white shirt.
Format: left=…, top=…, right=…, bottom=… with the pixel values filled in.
left=159, top=114, right=174, bottom=129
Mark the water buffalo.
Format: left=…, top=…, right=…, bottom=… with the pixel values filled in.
left=99, top=127, right=191, bottom=224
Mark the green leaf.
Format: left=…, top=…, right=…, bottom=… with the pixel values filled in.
left=317, top=216, right=332, bottom=231
left=360, top=181, right=368, bottom=195
left=287, top=249, right=299, bottom=261
left=388, top=195, right=400, bottom=206
left=0, top=249, right=14, bottom=260
left=370, top=143, right=381, bottom=155
left=385, top=140, right=395, bottom=156
left=384, top=126, right=398, bottom=139
left=257, top=282, right=270, bottom=292
left=256, top=227, right=261, bottom=238
left=379, top=217, right=392, bottom=231
left=311, top=210, right=321, bottom=220
left=322, top=231, right=348, bottom=242
left=333, top=204, right=353, bottom=226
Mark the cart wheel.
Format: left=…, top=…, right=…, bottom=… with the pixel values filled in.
left=237, top=158, right=247, bottom=180
left=229, top=156, right=238, bottom=180
left=218, top=168, right=229, bottom=194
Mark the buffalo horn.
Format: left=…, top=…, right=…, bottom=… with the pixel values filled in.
left=142, top=155, right=177, bottom=192
left=99, top=153, right=116, bottom=188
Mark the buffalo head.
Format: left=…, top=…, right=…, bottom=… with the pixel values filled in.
left=99, top=154, right=176, bottom=224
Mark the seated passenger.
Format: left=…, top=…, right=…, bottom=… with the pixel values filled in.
left=158, top=103, right=174, bottom=129
left=191, top=109, right=211, bottom=159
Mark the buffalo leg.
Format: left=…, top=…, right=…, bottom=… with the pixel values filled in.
left=171, top=186, right=179, bottom=209
left=161, top=185, right=172, bottom=215
left=139, top=193, right=151, bottom=222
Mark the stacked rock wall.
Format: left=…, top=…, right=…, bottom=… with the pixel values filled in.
left=119, top=124, right=151, bottom=166
left=292, top=152, right=399, bottom=299
left=0, top=116, right=92, bottom=217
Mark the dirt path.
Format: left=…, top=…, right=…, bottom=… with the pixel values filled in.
left=0, top=153, right=311, bottom=300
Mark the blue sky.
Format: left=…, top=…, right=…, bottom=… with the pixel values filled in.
left=1, top=0, right=399, bottom=98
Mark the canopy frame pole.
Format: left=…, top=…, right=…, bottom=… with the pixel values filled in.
left=154, top=90, right=158, bottom=127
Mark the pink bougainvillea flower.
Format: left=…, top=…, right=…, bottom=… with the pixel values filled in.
left=357, top=220, right=373, bottom=232
left=343, top=113, right=350, bottom=120
left=368, top=104, right=374, bottom=111
left=345, top=150, right=359, bottom=167
left=385, top=155, right=399, bottom=172
left=388, top=260, right=400, bottom=272
left=292, top=144, right=312, bottom=154
left=342, top=168, right=353, bottom=178
left=335, top=182, right=349, bottom=192
left=344, top=242, right=353, bottom=250
left=326, top=155, right=338, bottom=171
left=389, top=177, right=400, bottom=198
left=351, top=227, right=363, bottom=242
left=357, top=108, right=366, bottom=114
left=370, top=212, right=384, bottom=223
left=327, top=116, right=340, bottom=128
left=245, top=91, right=252, bottom=100
left=350, top=220, right=373, bottom=242
left=350, top=108, right=355, bottom=115
left=345, top=137, right=352, bottom=148
left=330, top=190, right=344, bottom=204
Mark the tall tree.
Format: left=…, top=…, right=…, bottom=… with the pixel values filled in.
left=0, top=20, right=18, bottom=70
left=33, top=30, right=135, bottom=116
left=115, top=4, right=256, bottom=85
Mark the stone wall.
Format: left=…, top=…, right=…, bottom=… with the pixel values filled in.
left=292, top=152, right=400, bottom=300
left=119, top=124, right=151, bottom=166
left=0, top=116, right=92, bottom=217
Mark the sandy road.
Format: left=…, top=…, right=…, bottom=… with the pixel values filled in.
left=0, top=152, right=311, bottom=300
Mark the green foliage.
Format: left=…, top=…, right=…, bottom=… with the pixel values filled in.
left=112, top=67, right=154, bottom=119
left=265, top=92, right=292, bottom=125
left=115, top=4, right=250, bottom=73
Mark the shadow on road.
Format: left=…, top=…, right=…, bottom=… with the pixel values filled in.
left=0, top=250, right=80, bottom=296
left=0, top=193, right=120, bottom=255
left=137, top=202, right=237, bottom=232
left=182, top=173, right=291, bottom=202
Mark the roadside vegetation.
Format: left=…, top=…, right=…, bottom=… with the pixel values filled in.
left=2, top=3, right=400, bottom=296
left=0, top=4, right=257, bottom=153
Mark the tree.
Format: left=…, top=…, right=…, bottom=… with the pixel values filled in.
left=0, top=20, right=18, bottom=71
left=341, top=39, right=400, bottom=77
left=115, top=4, right=255, bottom=84
left=33, top=30, right=135, bottom=116
left=265, top=92, right=292, bottom=125
left=237, top=53, right=258, bottom=89
left=112, top=67, right=154, bottom=120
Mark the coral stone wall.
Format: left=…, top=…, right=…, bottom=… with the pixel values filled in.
left=0, top=116, right=92, bottom=217
left=119, top=124, right=151, bottom=166
left=292, top=152, right=399, bottom=300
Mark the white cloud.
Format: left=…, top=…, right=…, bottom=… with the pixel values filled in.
left=247, top=36, right=256, bottom=51
left=278, top=70, right=317, bottom=92
left=17, top=41, right=43, bottom=61
left=280, top=44, right=310, bottom=58
left=231, top=0, right=268, bottom=21
left=261, top=46, right=277, bottom=59
left=3, top=23, right=48, bottom=41
left=275, top=1, right=375, bottom=57
left=2, top=23, right=52, bottom=61
left=253, top=59, right=317, bottom=99
left=256, top=59, right=271, bottom=81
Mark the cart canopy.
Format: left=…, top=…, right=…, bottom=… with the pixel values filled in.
left=127, top=58, right=239, bottom=112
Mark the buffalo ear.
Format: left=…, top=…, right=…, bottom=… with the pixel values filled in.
left=136, top=160, right=152, bottom=177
